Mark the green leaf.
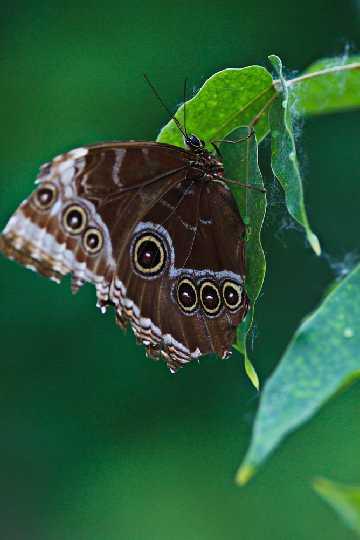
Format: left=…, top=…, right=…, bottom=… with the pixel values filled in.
left=243, top=355, right=260, bottom=392
left=220, top=127, right=267, bottom=389
left=290, top=55, right=360, bottom=116
left=314, top=477, right=360, bottom=535
left=269, top=55, right=321, bottom=256
left=236, top=263, right=360, bottom=485
left=157, top=67, right=275, bottom=146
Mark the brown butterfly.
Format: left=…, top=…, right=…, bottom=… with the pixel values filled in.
left=0, top=110, right=258, bottom=372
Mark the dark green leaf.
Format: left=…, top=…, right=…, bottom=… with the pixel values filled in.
left=221, top=128, right=267, bottom=389
left=236, top=263, right=360, bottom=485
left=314, top=477, right=360, bottom=535
left=290, top=55, right=360, bottom=116
left=269, top=55, right=321, bottom=256
left=157, top=67, right=275, bottom=146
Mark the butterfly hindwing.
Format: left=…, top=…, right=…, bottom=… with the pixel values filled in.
left=110, top=178, right=249, bottom=371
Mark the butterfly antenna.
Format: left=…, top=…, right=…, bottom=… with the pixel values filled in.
left=183, top=77, right=188, bottom=136
left=143, top=74, right=187, bottom=138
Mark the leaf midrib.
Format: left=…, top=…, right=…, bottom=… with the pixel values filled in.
left=210, top=84, right=275, bottom=141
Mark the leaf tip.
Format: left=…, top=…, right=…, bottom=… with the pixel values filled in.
left=312, top=476, right=339, bottom=499
left=268, top=54, right=282, bottom=73
left=307, top=231, right=321, bottom=256
left=244, top=356, right=260, bottom=390
left=235, top=463, right=256, bottom=486
left=312, top=476, right=329, bottom=493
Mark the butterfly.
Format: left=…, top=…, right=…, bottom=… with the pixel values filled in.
left=0, top=108, right=259, bottom=372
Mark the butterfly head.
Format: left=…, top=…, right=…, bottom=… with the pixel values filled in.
left=185, top=134, right=224, bottom=179
left=184, top=134, right=205, bottom=152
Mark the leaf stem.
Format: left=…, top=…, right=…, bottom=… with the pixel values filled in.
left=222, top=61, right=360, bottom=144
left=286, top=62, right=360, bottom=87
left=251, top=61, right=360, bottom=132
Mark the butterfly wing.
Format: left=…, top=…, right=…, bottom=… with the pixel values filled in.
left=0, top=142, right=189, bottom=308
left=111, top=178, right=249, bottom=371
left=0, top=142, right=249, bottom=371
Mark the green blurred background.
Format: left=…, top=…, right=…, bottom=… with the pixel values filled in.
left=0, top=1, right=359, bottom=539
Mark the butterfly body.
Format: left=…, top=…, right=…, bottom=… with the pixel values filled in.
left=0, top=139, right=249, bottom=372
